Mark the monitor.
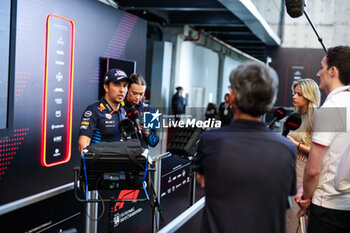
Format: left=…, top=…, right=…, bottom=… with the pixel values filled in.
left=98, top=57, right=136, bottom=99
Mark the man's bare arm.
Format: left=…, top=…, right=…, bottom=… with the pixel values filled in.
left=78, top=135, right=91, bottom=156
left=303, top=142, right=328, bottom=199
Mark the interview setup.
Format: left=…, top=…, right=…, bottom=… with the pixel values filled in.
left=74, top=108, right=207, bottom=232
left=69, top=61, right=303, bottom=233
left=74, top=1, right=308, bottom=230
left=2, top=0, right=350, bottom=233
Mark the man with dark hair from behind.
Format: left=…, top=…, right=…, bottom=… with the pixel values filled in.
left=296, top=46, right=350, bottom=233
left=193, top=61, right=297, bottom=233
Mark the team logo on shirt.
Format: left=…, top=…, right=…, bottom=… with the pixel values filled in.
left=80, top=125, right=88, bottom=130
left=105, top=113, right=112, bottom=119
left=105, top=119, right=115, bottom=127
left=84, top=110, right=92, bottom=117
left=144, top=110, right=161, bottom=129
left=98, top=103, right=106, bottom=112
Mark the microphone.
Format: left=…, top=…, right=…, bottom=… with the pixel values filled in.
left=127, top=107, right=141, bottom=134
left=119, top=118, right=135, bottom=139
left=285, top=0, right=304, bottom=18
left=268, top=107, right=287, bottom=129
left=282, top=112, right=302, bottom=136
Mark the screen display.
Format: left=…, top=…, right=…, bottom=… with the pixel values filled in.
left=41, top=14, right=75, bottom=167
left=99, top=57, right=136, bottom=99
left=107, top=57, right=136, bottom=75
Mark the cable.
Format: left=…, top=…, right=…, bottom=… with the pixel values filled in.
left=82, top=190, right=106, bottom=221
left=142, top=151, right=150, bottom=200
left=82, top=152, right=88, bottom=201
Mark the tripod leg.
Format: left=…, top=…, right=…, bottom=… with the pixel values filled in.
left=149, top=181, right=164, bottom=222
left=85, top=191, right=99, bottom=233
left=188, top=166, right=196, bottom=207
left=148, top=167, right=164, bottom=233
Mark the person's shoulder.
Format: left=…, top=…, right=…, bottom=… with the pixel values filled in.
left=120, top=105, right=127, bottom=114
left=142, top=102, right=157, bottom=112
left=121, top=98, right=128, bottom=106
left=121, top=100, right=131, bottom=111
left=141, top=102, right=151, bottom=108
left=200, top=125, right=232, bottom=138
left=268, top=132, right=296, bottom=154
left=81, top=102, right=100, bottom=119
left=87, top=98, right=113, bottom=114
left=85, top=100, right=102, bottom=111
left=329, top=89, right=350, bottom=105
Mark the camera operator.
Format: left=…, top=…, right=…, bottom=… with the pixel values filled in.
left=122, top=73, right=159, bottom=149
left=78, top=68, right=131, bottom=153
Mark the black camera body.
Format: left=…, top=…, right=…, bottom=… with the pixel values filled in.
left=80, top=139, right=146, bottom=190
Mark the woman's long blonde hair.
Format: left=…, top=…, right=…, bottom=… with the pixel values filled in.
left=291, top=79, right=321, bottom=145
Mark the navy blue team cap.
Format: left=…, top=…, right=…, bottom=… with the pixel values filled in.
left=104, top=68, right=132, bottom=83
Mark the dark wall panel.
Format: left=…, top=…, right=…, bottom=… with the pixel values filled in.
left=0, top=0, right=147, bottom=206
left=0, top=190, right=84, bottom=232
left=267, top=47, right=326, bottom=107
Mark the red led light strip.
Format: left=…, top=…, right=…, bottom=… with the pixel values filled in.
left=41, top=14, right=75, bottom=167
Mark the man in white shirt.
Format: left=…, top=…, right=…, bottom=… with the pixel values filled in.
left=297, top=46, right=350, bottom=233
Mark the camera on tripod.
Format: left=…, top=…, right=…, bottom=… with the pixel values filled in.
left=75, top=118, right=150, bottom=196
left=79, top=139, right=147, bottom=191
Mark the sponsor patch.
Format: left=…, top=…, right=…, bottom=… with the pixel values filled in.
left=81, top=121, right=89, bottom=125
left=105, top=120, right=115, bottom=124
left=80, top=125, right=88, bottom=130
left=98, top=103, right=106, bottom=112
left=84, top=110, right=92, bottom=117
left=115, top=70, right=127, bottom=77
left=105, top=113, right=112, bottom=119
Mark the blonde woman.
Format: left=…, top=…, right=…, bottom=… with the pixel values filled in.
left=285, top=78, right=321, bottom=233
